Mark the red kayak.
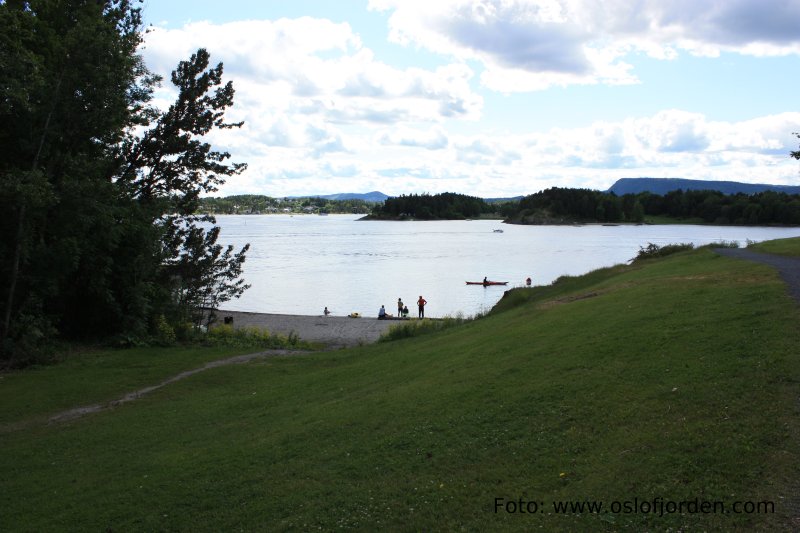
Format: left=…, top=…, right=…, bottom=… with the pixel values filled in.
left=466, top=281, right=508, bottom=286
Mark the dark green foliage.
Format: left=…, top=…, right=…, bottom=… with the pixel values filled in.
left=369, top=192, right=495, bottom=219
left=506, top=187, right=800, bottom=225
left=0, top=1, right=250, bottom=364
left=0, top=0, right=152, bottom=355
left=162, top=224, right=250, bottom=328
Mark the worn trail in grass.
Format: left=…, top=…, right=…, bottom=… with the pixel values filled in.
left=1, top=244, right=799, bottom=531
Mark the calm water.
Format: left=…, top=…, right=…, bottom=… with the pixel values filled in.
left=214, top=215, right=800, bottom=317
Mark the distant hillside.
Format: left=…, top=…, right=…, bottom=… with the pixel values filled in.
left=608, top=178, right=800, bottom=196
left=484, top=195, right=524, bottom=204
left=298, top=191, right=389, bottom=202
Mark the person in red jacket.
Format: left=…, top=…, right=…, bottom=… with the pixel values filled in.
left=417, top=295, right=427, bottom=318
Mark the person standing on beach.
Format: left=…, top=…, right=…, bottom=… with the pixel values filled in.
left=397, top=298, right=404, bottom=316
left=417, top=295, right=427, bottom=318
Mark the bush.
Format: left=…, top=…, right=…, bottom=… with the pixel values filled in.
left=153, top=315, right=176, bottom=346
left=0, top=311, right=59, bottom=368
left=206, top=324, right=312, bottom=349
left=700, top=240, right=740, bottom=249
left=379, top=312, right=484, bottom=342
left=630, top=242, right=694, bottom=263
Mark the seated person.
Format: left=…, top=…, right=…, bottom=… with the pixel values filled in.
left=378, top=305, right=386, bottom=319
left=402, top=305, right=409, bottom=318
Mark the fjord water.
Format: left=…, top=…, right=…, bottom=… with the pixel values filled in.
left=215, top=214, right=800, bottom=318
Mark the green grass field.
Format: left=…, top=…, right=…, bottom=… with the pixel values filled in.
left=2, top=240, right=799, bottom=531
left=749, top=236, right=800, bottom=257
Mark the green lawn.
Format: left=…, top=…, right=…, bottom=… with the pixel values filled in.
left=1, top=244, right=799, bottom=531
left=749, top=236, right=800, bottom=256
left=0, top=345, right=263, bottom=427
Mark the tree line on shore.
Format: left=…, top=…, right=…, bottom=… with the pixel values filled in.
left=0, top=1, right=250, bottom=365
left=199, top=195, right=375, bottom=215
left=367, top=192, right=498, bottom=220
left=365, top=188, right=800, bottom=225
left=508, top=187, right=800, bottom=225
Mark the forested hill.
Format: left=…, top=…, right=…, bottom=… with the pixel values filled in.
left=609, top=178, right=800, bottom=196
left=365, top=192, right=501, bottom=220
left=504, top=187, right=800, bottom=225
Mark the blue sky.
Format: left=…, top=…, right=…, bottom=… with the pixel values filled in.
left=140, top=0, right=800, bottom=197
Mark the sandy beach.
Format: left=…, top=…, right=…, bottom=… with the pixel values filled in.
left=215, top=310, right=399, bottom=349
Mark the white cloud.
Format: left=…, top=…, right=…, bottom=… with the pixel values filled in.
left=143, top=18, right=482, bottom=123
left=378, top=125, right=449, bottom=149
left=369, top=0, right=800, bottom=91
left=215, top=109, right=800, bottom=198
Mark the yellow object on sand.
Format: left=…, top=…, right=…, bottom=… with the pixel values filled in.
left=348, top=312, right=361, bottom=318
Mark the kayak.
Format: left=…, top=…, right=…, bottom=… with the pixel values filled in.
left=466, top=281, right=508, bottom=286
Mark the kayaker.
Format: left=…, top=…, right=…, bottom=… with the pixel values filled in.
left=417, top=296, right=427, bottom=318
left=483, top=276, right=488, bottom=284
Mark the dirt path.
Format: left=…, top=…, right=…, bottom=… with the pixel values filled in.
left=714, top=248, right=800, bottom=303
left=8, top=313, right=399, bottom=431
left=49, top=349, right=307, bottom=424
left=2, top=350, right=305, bottom=431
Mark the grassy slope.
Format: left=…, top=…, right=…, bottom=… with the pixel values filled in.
left=749, top=236, right=800, bottom=257
left=0, top=345, right=261, bottom=427
left=2, top=246, right=799, bottom=531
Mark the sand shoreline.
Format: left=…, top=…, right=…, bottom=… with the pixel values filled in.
left=214, top=309, right=400, bottom=348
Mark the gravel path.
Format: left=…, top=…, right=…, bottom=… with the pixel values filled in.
left=714, top=248, right=800, bottom=303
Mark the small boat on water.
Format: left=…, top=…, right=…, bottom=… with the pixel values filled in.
left=466, top=281, right=508, bottom=286
left=493, top=229, right=504, bottom=233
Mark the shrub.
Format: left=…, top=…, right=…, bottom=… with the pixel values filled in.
left=379, top=313, right=483, bottom=342
left=700, top=240, right=740, bottom=249
left=630, top=242, right=694, bottom=263
left=206, top=324, right=313, bottom=349
left=153, top=315, right=177, bottom=346
left=1, top=311, right=59, bottom=368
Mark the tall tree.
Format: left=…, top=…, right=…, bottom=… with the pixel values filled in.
left=0, top=2, right=250, bottom=362
left=0, top=0, right=150, bottom=351
left=115, top=48, right=249, bottom=328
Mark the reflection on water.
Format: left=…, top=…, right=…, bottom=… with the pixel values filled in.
left=213, top=215, right=800, bottom=317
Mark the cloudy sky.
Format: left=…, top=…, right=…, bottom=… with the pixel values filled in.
left=141, top=0, right=800, bottom=197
